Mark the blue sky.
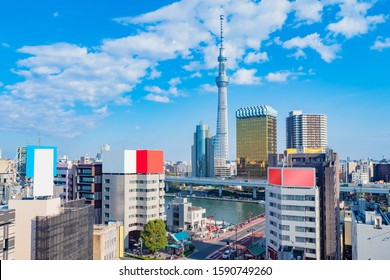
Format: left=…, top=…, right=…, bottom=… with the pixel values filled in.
left=0, top=0, right=389, bottom=162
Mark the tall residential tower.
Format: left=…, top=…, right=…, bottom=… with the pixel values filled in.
left=214, top=15, right=229, bottom=163
left=286, top=110, right=327, bottom=150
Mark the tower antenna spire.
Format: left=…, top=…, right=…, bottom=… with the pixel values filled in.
left=220, top=15, right=224, bottom=48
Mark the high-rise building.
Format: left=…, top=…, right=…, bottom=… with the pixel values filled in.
left=191, top=122, right=214, bottom=177
left=236, top=105, right=277, bottom=178
left=102, top=149, right=165, bottom=250
left=214, top=15, right=229, bottom=166
left=286, top=150, right=340, bottom=260
left=74, top=160, right=103, bottom=224
left=286, top=110, right=327, bottom=150
left=266, top=167, right=320, bottom=260
left=0, top=208, right=15, bottom=260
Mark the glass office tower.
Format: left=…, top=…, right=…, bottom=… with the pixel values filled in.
left=236, top=106, right=277, bottom=178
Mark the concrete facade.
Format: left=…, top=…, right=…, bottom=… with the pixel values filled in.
left=8, top=197, right=61, bottom=260
left=102, top=149, right=165, bottom=250
left=166, top=197, right=206, bottom=232
left=351, top=201, right=390, bottom=260
left=286, top=150, right=340, bottom=259
left=93, top=221, right=124, bottom=260
left=266, top=169, right=320, bottom=260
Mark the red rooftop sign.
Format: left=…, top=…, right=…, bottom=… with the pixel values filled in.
left=268, top=167, right=315, bottom=187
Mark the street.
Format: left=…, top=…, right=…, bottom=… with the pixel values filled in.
left=188, top=218, right=266, bottom=260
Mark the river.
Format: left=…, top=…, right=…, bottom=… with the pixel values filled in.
left=164, top=195, right=265, bottom=225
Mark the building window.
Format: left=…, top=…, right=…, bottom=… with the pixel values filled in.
left=279, top=224, right=290, bottom=231
left=105, top=179, right=110, bottom=184
left=104, top=187, right=110, bottom=192
left=3, top=239, right=8, bottom=251
left=280, top=235, right=290, bottom=241
left=104, top=196, right=110, bottom=200
left=104, top=213, right=109, bottom=218
left=296, top=237, right=305, bottom=243
left=104, top=204, right=110, bottom=209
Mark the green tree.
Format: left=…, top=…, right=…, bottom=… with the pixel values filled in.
left=140, top=219, right=168, bottom=254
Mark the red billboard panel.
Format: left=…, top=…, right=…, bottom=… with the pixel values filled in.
left=283, top=168, right=315, bottom=187
left=136, top=150, right=164, bottom=174
left=268, top=168, right=282, bottom=185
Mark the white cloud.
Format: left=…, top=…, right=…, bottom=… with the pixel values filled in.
left=327, top=0, right=386, bottom=38
left=283, top=33, right=340, bottom=63
left=93, top=106, right=108, bottom=115
left=144, top=81, right=182, bottom=99
left=265, top=70, right=292, bottom=83
left=200, top=83, right=217, bottom=93
left=230, top=68, right=261, bottom=85
left=371, top=37, right=390, bottom=51
left=53, top=11, right=59, bottom=17
left=1, top=42, right=10, bottom=48
left=169, top=77, right=181, bottom=86
left=293, top=0, right=323, bottom=24
left=244, top=51, right=268, bottom=64
left=190, top=72, right=202, bottom=78
left=144, top=85, right=165, bottom=95
left=149, top=66, right=161, bottom=79
left=0, top=43, right=150, bottom=136
left=114, top=96, right=132, bottom=105
left=113, top=0, right=292, bottom=71
left=144, top=94, right=170, bottom=103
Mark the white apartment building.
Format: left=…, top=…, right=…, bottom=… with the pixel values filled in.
left=102, top=149, right=165, bottom=250
left=266, top=167, right=320, bottom=260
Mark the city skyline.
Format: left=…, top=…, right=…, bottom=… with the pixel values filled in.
left=0, top=0, right=390, bottom=162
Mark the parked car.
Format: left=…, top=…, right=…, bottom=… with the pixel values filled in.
left=222, top=250, right=231, bottom=259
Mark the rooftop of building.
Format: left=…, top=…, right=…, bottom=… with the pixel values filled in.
left=352, top=199, right=390, bottom=226
left=236, top=105, right=277, bottom=118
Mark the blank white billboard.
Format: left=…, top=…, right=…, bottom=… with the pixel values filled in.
left=102, top=150, right=136, bottom=174
left=33, top=148, right=54, bottom=197
left=124, top=150, right=136, bottom=173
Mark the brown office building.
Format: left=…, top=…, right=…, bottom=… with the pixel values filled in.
left=286, top=150, right=340, bottom=260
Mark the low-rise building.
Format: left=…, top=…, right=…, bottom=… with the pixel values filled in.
left=93, top=221, right=124, bottom=260
left=0, top=208, right=15, bottom=260
left=166, top=197, right=206, bottom=232
left=351, top=200, right=390, bottom=260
